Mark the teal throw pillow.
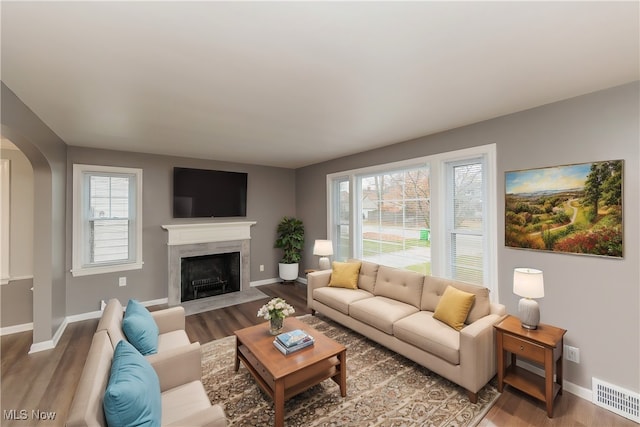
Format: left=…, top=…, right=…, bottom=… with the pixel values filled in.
left=103, top=340, right=161, bottom=427
left=122, top=299, right=159, bottom=355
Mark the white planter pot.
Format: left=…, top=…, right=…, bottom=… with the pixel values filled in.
left=278, top=263, right=299, bottom=281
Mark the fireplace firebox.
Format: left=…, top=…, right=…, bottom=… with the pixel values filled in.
left=180, top=252, right=241, bottom=302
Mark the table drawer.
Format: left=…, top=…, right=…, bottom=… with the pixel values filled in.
left=238, top=344, right=275, bottom=388
left=503, top=333, right=545, bottom=364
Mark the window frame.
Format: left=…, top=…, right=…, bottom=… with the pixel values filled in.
left=327, top=144, right=498, bottom=301
left=72, top=164, right=143, bottom=277
left=444, top=156, right=487, bottom=284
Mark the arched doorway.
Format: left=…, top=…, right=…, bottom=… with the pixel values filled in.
left=2, top=82, right=68, bottom=352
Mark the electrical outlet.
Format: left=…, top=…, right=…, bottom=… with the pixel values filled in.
left=119, top=277, right=127, bottom=287
left=564, top=345, right=580, bottom=363
left=260, top=264, right=264, bottom=272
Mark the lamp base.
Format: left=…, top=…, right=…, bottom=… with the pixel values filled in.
left=518, top=297, right=540, bottom=330
left=318, top=257, right=331, bottom=270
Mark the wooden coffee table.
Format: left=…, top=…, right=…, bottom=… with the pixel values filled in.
left=234, top=317, right=347, bottom=427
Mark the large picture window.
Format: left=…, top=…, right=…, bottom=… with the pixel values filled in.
left=357, top=166, right=431, bottom=275
left=72, top=164, right=143, bottom=277
left=327, top=144, right=497, bottom=299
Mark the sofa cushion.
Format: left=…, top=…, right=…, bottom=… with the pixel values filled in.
left=161, top=381, right=211, bottom=426
left=349, top=296, right=419, bottom=335
left=313, top=287, right=374, bottom=314
left=103, top=340, right=162, bottom=427
left=122, top=299, right=159, bottom=355
left=373, top=265, right=424, bottom=308
left=348, top=259, right=379, bottom=293
left=433, top=286, right=476, bottom=331
left=393, top=311, right=460, bottom=365
left=328, top=261, right=362, bottom=289
left=421, top=276, right=491, bottom=324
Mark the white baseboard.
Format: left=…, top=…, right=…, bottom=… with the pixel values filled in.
left=251, top=278, right=280, bottom=287
left=29, top=339, right=54, bottom=353
left=565, top=379, right=592, bottom=401
left=516, top=360, right=592, bottom=400
left=66, top=309, right=103, bottom=323
left=251, top=277, right=307, bottom=287
left=29, top=316, right=68, bottom=354
left=0, top=322, right=33, bottom=336
left=27, top=297, right=169, bottom=353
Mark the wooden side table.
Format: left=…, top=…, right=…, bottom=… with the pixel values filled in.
left=495, top=315, right=567, bottom=417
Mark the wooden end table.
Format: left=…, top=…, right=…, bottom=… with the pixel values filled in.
left=234, top=317, right=347, bottom=427
left=495, top=315, right=566, bottom=417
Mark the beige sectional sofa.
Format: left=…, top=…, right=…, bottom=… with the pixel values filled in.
left=307, top=261, right=506, bottom=402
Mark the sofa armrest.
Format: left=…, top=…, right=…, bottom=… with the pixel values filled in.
left=151, top=306, right=186, bottom=334
left=307, top=270, right=332, bottom=308
left=459, top=313, right=502, bottom=393
left=490, top=302, right=507, bottom=316
left=66, top=330, right=113, bottom=427
left=164, top=405, right=227, bottom=427
left=148, top=342, right=202, bottom=392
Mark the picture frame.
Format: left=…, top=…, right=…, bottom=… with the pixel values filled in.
left=505, top=159, right=623, bottom=258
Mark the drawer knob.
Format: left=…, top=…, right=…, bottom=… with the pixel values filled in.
left=520, top=345, right=524, bottom=351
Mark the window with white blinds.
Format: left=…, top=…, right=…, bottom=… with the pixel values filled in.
left=72, top=164, right=143, bottom=277
left=331, top=177, right=351, bottom=262
left=328, top=144, right=497, bottom=300
left=446, top=159, right=485, bottom=285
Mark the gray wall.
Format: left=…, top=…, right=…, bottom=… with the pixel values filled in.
left=1, top=82, right=67, bottom=343
left=0, top=147, right=34, bottom=327
left=65, top=147, right=296, bottom=315
left=296, top=82, right=640, bottom=393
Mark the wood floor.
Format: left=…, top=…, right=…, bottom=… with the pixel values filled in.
left=1, top=281, right=634, bottom=426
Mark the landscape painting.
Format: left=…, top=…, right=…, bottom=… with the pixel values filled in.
left=505, top=160, right=623, bottom=258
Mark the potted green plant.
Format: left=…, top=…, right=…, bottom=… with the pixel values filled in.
left=274, top=216, right=304, bottom=281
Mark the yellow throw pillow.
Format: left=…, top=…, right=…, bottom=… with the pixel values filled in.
left=328, top=261, right=362, bottom=289
left=433, top=286, right=476, bottom=331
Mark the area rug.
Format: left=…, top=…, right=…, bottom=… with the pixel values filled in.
left=201, top=315, right=499, bottom=426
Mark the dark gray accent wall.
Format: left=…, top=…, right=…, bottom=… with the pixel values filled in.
left=1, top=82, right=67, bottom=344
left=65, top=147, right=296, bottom=315
left=296, top=82, right=640, bottom=393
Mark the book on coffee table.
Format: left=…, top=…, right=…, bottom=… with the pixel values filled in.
left=273, top=337, right=314, bottom=355
left=276, top=329, right=313, bottom=348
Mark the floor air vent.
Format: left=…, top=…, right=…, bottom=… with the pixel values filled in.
left=592, top=377, right=640, bottom=423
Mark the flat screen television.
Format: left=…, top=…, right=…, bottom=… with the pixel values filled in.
left=173, top=167, right=247, bottom=218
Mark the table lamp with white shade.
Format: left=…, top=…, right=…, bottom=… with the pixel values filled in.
left=313, top=240, right=333, bottom=270
left=513, top=267, right=545, bottom=330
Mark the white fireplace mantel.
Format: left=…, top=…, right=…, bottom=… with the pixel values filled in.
left=161, top=221, right=256, bottom=246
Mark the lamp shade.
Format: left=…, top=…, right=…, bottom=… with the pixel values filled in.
left=513, top=268, right=544, bottom=299
left=313, top=240, right=333, bottom=256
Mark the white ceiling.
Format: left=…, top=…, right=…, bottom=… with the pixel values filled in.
left=2, top=2, right=638, bottom=168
